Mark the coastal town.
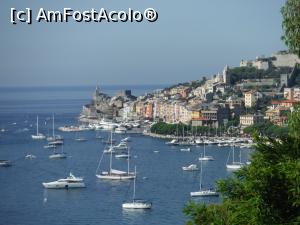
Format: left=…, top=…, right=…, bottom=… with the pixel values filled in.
left=78, top=50, right=300, bottom=137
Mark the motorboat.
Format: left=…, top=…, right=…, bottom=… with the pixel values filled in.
left=42, top=173, right=85, bottom=189
left=166, top=139, right=178, bottom=145
left=25, top=154, right=37, bottom=159
left=182, top=164, right=199, bottom=171
left=180, top=148, right=191, bottom=152
left=0, top=160, right=12, bottom=167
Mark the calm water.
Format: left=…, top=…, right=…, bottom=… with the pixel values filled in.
left=0, top=85, right=251, bottom=225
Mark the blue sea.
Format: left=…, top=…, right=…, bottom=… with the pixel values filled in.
left=0, top=85, right=251, bottom=225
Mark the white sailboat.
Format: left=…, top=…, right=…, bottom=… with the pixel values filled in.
left=198, top=142, right=214, bottom=161
left=47, top=114, right=64, bottom=143
left=226, top=145, right=245, bottom=170
left=42, top=173, right=85, bottom=189
left=96, top=131, right=135, bottom=180
left=191, top=154, right=219, bottom=197
left=31, top=116, right=46, bottom=140
left=122, top=166, right=152, bottom=209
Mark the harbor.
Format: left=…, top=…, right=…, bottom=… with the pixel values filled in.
left=0, top=86, right=252, bottom=225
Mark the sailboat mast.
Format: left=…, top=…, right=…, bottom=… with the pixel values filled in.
left=52, top=114, right=55, bottom=137
left=232, top=145, right=235, bottom=163
left=133, top=166, right=136, bottom=201
left=127, top=146, right=130, bottom=175
left=200, top=154, right=203, bottom=191
left=109, top=130, right=113, bottom=173
left=203, top=142, right=206, bottom=157
left=36, top=116, right=39, bottom=135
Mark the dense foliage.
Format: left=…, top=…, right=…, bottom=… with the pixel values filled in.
left=243, top=121, right=289, bottom=137
left=150, top=122, right=210, bottom=136
left=183, top=106, right=300, bottom=225
left=281, top=0, right=300, bottom=57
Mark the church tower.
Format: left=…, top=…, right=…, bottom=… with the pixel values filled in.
left=223, top=65, right=230, bottom=85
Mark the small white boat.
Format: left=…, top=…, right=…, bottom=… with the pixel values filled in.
left=75, top=138, right=88, bottom=142
left=122, top=167, right=152, bottom=209
left=115, top=154, right=130, bottom=159
left=44, top=144, right=56, bottom=149
left=49, top=147, right=67, bottom=159
left=166, top=139, right=178, bottom=145
left=121, top=137, right=131, bottom=142
left=31, top=116, right=46, bottom=140
left=180, top=148, right=191, bottom=152
left=115, top=126, right=127, bottom=134
left=0, top=160, right=12, bottom=167
left=190, top=189, right=219, bottom=197
left=112, top=142, right=128, bottom=150
left=42, top=173, right=85, bottom=189
left=198, top=143, right=214, bottom=161
left=182, top=164, right=199, bottom=171
left=153, top=150, right=159, bottom=153
left=25, top=154, right=37, bottom=159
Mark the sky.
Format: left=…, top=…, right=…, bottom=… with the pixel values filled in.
left=0, top=0, right=287, bottom=87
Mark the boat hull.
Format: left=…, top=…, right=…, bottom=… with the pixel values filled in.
left=96, top=174, right=135, bottom=180
left=190, top=190, right=219, bottom=197
left=122, top=202, right=152, bottom=209
left=42, top=181, right=85, bottom=189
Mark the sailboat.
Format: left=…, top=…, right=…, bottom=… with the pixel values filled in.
left=96, top=131, right=135, bottom=180
left=31, top=116, right=46, bottom=139
left=198, top=142, right=214, bottom=161
left=226, top=145, right=245, bottom=170
left=122, top=166, right=152, bottom=209
left=191, top=154, right=219, bottom=197
left=47, top=114, right=64, bottom=144
left=49, top=145, right=67, bottom=159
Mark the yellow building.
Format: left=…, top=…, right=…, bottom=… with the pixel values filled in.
left=244, top=90, right=256, bottom=108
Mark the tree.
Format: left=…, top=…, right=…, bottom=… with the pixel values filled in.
left=184, top=105, right=300, bottom=225
left=281, top=0, right=300, bottom=57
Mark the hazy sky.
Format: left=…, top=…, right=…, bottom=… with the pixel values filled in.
left=0, top=0, right=287, bottom=87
